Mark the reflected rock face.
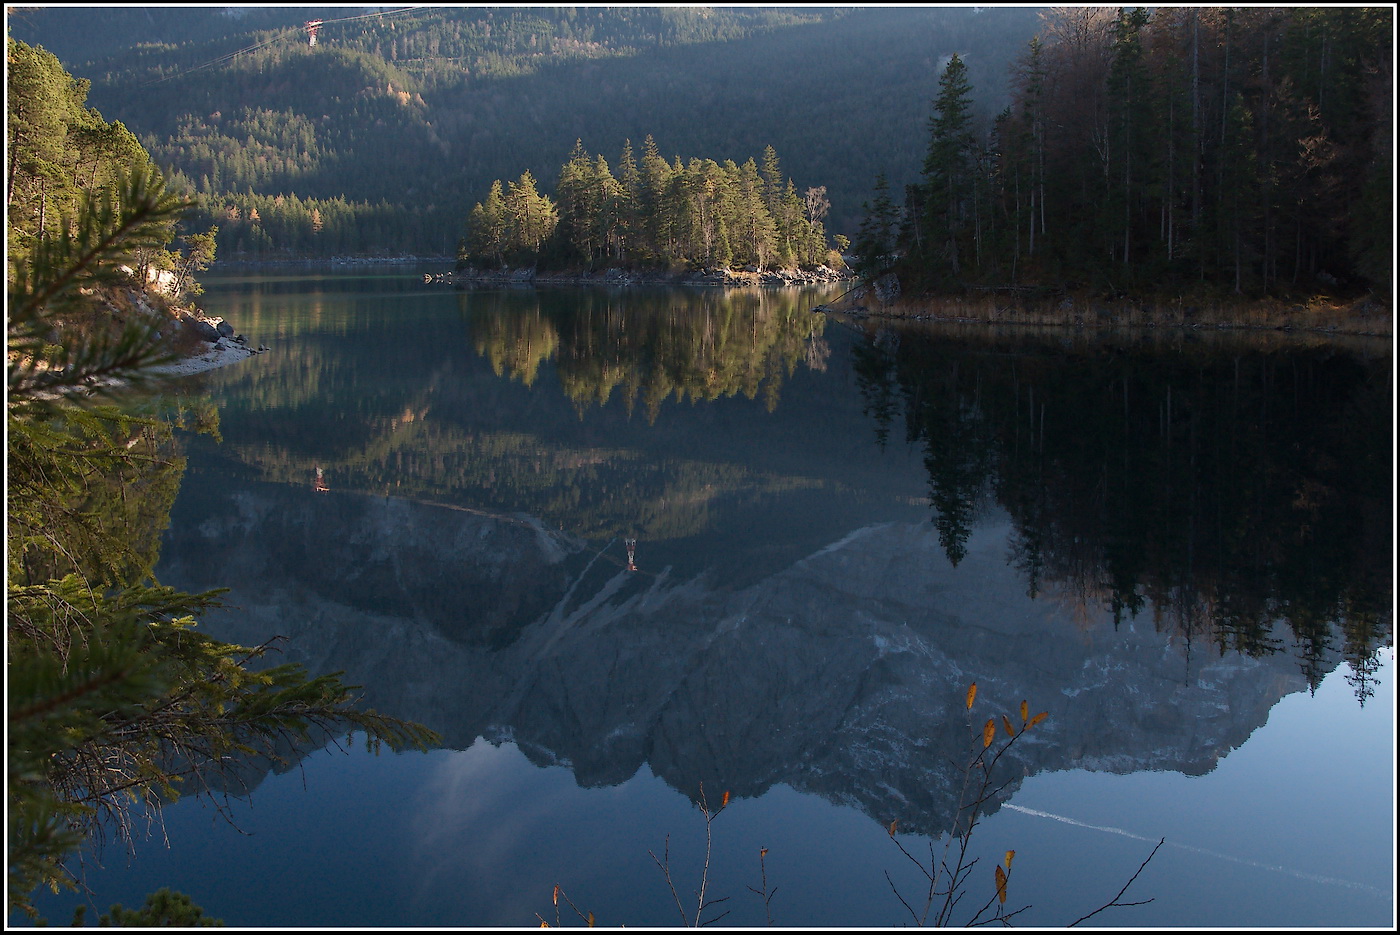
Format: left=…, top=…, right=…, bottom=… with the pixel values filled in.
left=184, top=484, right=581, bottom=650
left=161, top=484, right=1307, bottom=834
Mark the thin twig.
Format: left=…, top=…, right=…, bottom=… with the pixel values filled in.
left=1067, top=838, right=1163, bottom=927
left=649, top=833, right=689, bottom=927
left=745, top=847, right=778, bottom=926
left=885, top=868, right=924, bottom=925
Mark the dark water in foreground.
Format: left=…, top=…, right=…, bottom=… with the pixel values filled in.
left=22, top=271, right=1394, bottom=927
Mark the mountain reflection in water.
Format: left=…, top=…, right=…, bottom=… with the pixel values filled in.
left=157, top=279, right=1392, bottom=845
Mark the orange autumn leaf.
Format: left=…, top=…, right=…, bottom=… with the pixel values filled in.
left=966, top=682, right=978, bottom=710
left=1020, top=700, right=1029, bottom=723
left=1005, top=849, right=1016, bottom=870
left=1028, top=711, right=1049, bottom=728
left=1002, top=715, right=1015, bottom=737
left=553, top=885, right=560, bottom=907
left=888, top=819, right=898, bottom=836
left=995, top=865, right=1008, bottom=904
left=983, top=718, right=996, bottom=748
left=721, top=790, right=730, bottom=809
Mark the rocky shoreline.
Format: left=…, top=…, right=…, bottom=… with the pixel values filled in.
left=153, top=332, right=265, bottom=377
left=155, top=309, right=269, bottom=377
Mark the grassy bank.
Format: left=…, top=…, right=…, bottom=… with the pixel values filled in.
left=834, top=286, right=1392, bottom=338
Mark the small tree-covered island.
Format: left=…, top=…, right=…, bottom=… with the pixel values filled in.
left=455, top=138, right=848, bottom=283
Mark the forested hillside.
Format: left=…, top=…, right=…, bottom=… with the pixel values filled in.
left=7, top=5, right=1042, bottom=258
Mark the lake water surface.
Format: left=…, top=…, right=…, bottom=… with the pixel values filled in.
left=24, top=270, right=1394, bottom=927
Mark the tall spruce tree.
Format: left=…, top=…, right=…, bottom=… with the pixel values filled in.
left=639, top=135, right=673, bottom=261
left=616, top=139, right=642, bottom=262
left=852, top=172, right=899, bottom=279
left=920, top=53, right=977, bottom=284
left=555, top=139, right=599, bottom=263
left=1105, top=8, right=1153, bottom=276
left=503, top=169, right=558, bottom=261
left=463, top=179, right=508, bottom=268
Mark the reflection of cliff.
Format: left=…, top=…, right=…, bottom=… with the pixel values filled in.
left=854, top=325, right=1394, bottom=700
left=159, top=483, right=1310, bottom=836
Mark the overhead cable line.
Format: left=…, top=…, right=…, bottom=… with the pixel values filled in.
left=138, top=6, right=430, bottom=87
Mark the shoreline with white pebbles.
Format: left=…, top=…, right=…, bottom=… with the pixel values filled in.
left=150, top=339, right=264, bottom=377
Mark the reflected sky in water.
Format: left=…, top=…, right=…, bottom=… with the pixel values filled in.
left=24, top=655, right=1392, bottom=927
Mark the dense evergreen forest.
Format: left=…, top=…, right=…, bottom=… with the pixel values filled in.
left=855, top=6, right=1392, bottom=298
left=6, top=5, right=1041, bottom=258
left=460, top=138, right=840, bottom=272
left=6, top=38, right=169, bottom=274
left=9, top=6, right=1389, bottom=299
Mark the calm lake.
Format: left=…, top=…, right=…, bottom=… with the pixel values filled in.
left=23, top=269, right=1395, bottom=928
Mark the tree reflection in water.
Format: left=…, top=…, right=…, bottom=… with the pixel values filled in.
left=470, top=286, right=826, bottom=419
left=853, top=323, right=1393, bottom=703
